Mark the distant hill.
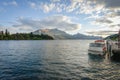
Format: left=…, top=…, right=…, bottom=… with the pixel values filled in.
left=105, top=34, right=119, bottom=40
left=72, top=33, right=101, bottom=39
left=33, top=28, right=101, bottom=40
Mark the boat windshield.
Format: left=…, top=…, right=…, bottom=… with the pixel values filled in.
left=90, top=43, right=104, bottom=47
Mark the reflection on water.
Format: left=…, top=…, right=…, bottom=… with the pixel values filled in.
left=0, top=40, right=120, bottom=80
left=88, top=54, right=120, bottom=80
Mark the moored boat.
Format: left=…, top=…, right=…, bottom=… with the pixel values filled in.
left=88, top=40, right=106, bottom=56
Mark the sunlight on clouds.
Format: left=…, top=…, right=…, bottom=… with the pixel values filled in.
left=9, top=15, right=82, bottom=34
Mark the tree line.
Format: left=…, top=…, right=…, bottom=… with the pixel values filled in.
left=0, top=29, right=54, bottom=40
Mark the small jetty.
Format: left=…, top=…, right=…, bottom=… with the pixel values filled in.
left=105, top=30, right=120, bottom=61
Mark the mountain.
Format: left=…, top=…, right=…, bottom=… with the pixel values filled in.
left=33, top=28, right=72, bottom=39
left=73, top=33, right=102, bottom=39
left=33, top=29, right=101, bottom=39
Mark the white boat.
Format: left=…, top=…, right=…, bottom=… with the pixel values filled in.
left=88, top=40, right=106, bottom=56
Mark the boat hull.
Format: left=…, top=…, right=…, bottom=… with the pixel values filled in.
left=88, top=50, right=104, bottom=56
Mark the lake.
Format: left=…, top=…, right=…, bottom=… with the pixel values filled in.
left=0, top=40, right=120, bottom=80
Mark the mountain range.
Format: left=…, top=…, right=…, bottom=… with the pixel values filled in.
left=33, top=28, right=102, bottom=40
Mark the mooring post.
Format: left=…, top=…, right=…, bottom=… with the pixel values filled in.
left=105, top=39, right=112, bottom=59
left=118, top=30, right=120, bottom=48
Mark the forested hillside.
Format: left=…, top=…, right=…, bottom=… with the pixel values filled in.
left=0, top=29, right=54, bottom=40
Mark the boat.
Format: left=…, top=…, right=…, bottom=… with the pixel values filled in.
left=88, top=30, right=120, bottom=61
left=88, top=40, right=106, bottom=56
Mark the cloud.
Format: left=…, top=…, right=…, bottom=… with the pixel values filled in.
left=95, top=0, right=120, bottom=9
left=3, top=1, right=18, bottom=6
left=28, top=1, right=79, bottom=13
left=90, top=18, right=112, bottom=27
left=40, top=2, right=67, bottom=13
left=86, top=27, right=119, bottom=37
left=106, top=11, right=120, bottom=18
left=41, top=3, right=55, bottom=13
left=81, top=0, right=120, bottom=34
left=28, top=0, right=120, bottom=15
left=11, top=15, right=81, bottom=33
left=50, top=0, right=61, bottom=2
left=109, top=24, right=120, bottom=28
left=71, top=0, right=83, bottom=2
left=28, top=2, right=36, bottom=9
left=28, top=0, right=104, bottom=15
left=96, top=18, right=113, bottom=24
left=68, top=0, right=120, bottom=16
left=66, top=2, right=79, bottom=12
left=29, top=2, right=57, bottom=13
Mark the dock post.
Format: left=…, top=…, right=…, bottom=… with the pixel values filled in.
left=105, top=39, right=112, bottom=59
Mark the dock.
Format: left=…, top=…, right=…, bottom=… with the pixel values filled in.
left=106, top=30, right=120, bottom=61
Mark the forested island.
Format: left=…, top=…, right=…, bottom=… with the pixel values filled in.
left=0, top=29, right=54, bottom=40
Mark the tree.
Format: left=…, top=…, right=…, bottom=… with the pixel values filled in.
left=0, top=30, right=54, bottom=40
left=5, top=29, right=8, bottom=36
left=0, top=31, right=4, bottom=40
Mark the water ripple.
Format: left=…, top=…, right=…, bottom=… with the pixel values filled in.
left=0, top=40, right=120, bottom=80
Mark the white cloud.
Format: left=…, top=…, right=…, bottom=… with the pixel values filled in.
left=28, top=2, right=36, bottom=9
left=29, top=2, right=56, bottom=13
left=40, top=3, right=67, bottom=13
left=41, top=3, right=55, bottom=13
left=66, top=2, right=78, bottom=12
left=28, top=0, right=120, bottom=16
left=90, top=13, right=120, bottom=29
left=11, top=15, right=82, bottom=33
left=80, top=0, right=120, bottom=35
left=3, top=1, right=18, bottom=6
left=71, top=0, right=83, bottom=2
left=50, top=0, right=61, bottom=2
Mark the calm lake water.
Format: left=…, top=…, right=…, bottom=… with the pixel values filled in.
left=0, top=40, right=120, bottom=80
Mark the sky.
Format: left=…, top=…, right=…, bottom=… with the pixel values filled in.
left=0, top=0, right=120, bottom=36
